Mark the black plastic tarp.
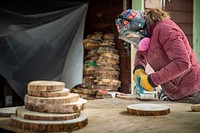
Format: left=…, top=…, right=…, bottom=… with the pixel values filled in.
left=0, top=1, right=88, bottom=98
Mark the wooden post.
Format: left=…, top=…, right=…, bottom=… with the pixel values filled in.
left=123, top=0, right=127, bottom=11
left=131, top=0, right=144, bottom=95
left=193, top=0, right=200, bottom=62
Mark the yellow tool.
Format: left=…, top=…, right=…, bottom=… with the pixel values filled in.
left=134, top=76, right=158, bottom=100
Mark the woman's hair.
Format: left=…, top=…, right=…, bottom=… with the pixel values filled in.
left=145, top=8, right=170, bottom=25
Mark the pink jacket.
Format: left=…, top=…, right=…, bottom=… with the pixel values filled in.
left=134, top=19, right=200, bottom=100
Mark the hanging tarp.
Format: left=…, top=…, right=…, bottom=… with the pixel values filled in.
left=0, top=1, right=88, bottom=98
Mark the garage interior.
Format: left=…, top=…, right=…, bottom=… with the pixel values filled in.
left=0, top=0, right=200, bottom=133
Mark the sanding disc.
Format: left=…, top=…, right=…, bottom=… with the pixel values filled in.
left=127, top=103, right=170, bottom=116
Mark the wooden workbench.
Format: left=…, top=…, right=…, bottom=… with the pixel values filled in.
left=0, top=98, right=200, bottom=133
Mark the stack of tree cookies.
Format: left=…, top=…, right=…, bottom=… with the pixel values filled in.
left=72, top=32, right=102, bottom=99
left=11, top=81, right=88, bottom=132
left=82, top=49, right=98, bottom=88
left=71, top=32, right=121, bottom=99
left=93, top=33, right=121, bottom=98
left=93, top=46, right=120, bottom=90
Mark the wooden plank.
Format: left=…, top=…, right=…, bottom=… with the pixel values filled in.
left=186, top=35, right=193, bottom=48
left=119, top=56, right=131, bottom=70
left=168, top=11, right=193, bottom=24
left=177, top=23, right=193, bottom=35
left=165, top=0, right=193, bottom=12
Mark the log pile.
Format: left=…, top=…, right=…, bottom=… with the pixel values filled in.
left=11, top=81, right=88, bottom=132
left=71, top=32, right=121, bottom=99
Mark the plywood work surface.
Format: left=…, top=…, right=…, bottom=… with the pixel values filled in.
left=75, top=98, right=200, bottom=133
left=1, top=98, right=200, bottom=133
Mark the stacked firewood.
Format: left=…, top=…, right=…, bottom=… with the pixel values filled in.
left=71, top=32, right=121, bottom=99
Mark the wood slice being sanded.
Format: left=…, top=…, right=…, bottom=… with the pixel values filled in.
left=16, top=106, right=80, bottom=121
left=28, top=80, right=65, bottom=92
left=127, top=104, right=170, bottom=116
left=11, top=113, right=88, bottom=132
left=28, top=88, right=70, bottom=97
left=25, top=98, right=87, bottom=113
left=25, top=93, right=79, bottom=104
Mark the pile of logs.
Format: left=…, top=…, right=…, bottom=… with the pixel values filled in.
left=11, top=81, right=88, bottom=132
left=71, top=32, right=121, bottom=99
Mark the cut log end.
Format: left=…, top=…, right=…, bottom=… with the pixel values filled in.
left=191, top=104, right=200, bottom=112
left=11, top=114, right=88, bottom=132
left=25, top=93, right=80, bottom=104
left=16, top=107, right=80, bottom=121
left=28, top=80, right=65, bottom=92
left=25, top=98, right=87, bottom=114
left=127, top=104, right=170, bottom=116
left=28, top=88, right=70, bottom=97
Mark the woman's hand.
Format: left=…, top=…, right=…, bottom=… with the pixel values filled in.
left=139, top=74, right=154, bottom=91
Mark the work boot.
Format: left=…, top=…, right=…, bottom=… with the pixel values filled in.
left=172, top=91, right=200, bottom=104
left=194, top=91, right=200, bottom=104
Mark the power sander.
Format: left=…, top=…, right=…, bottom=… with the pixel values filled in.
left=134, top=76, right=158, bottom=100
